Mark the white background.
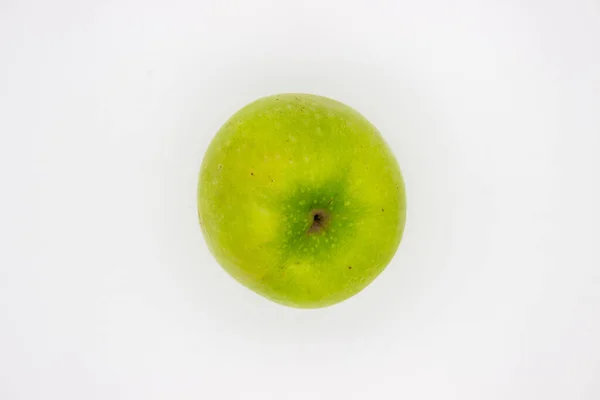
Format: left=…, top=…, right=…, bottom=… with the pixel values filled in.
left=1, top=0, right=599, bottom=399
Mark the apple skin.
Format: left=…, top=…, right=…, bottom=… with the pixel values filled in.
left=198, top=94, right=406, bottom=308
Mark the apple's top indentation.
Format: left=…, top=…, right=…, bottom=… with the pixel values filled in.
left=308, top=209, right=330, bottom=235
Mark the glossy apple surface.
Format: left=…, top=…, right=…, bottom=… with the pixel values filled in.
left=198, top=94, right=406, bottom=308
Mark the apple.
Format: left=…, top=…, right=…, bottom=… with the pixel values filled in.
left=198, top=94, right=406, bottom=308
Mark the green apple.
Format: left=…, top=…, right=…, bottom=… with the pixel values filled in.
left=198, top=94, right=406, bottom=308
